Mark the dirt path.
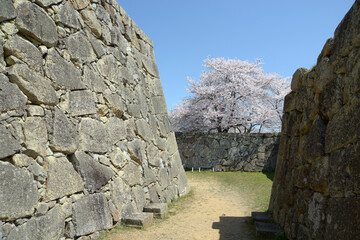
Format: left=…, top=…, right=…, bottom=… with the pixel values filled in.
left=107, top=174, right=254, bottom=240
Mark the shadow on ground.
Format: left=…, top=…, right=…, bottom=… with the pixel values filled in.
left=262, top=171, right=275, bottom=182
left=212, top=216, right=254, bottom=240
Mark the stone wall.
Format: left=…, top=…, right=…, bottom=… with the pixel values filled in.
left=269, top=1, right=360, bottom=239
left=0, top=0, right=189, bottom=239
left=176, top=132, right=280, bottom=172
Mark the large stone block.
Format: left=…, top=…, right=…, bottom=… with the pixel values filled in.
left=7, top=206, right=65, bottom=240
left=8, top=64, right=58, bottom=105
left=3, top=35, right=43, bottom=73
left=15, top=2, right=58, bottom=47
left=135, top=119, right=154, bottom=142
left=325, top=198, right=360, bottom=239
left=81, top=9, right=102, bottom=38
left=24, top=117, right=48, bottom=157
left=146, top=144, right=160, bottom=167
left=45, top=156, right=84, bottom=201
left=66, top=90, right=97, bottom=116
left=0, top=0, right=16, bottom=22
left=50, top=107, right=78, bottom=153
left=73, top=193, right=112, bottom=236
left=45, top=49, right=85, bottom=90
left=97, top=54, right=121, bottom=83
left=0, top=124, right=21, bottom=159
left=159, top=168, right=170, bottom=190
left=83, top=65, right=107, bottom=93
left=0, top=161, right=38, bottom=220
left=87, top=32, right=106, bottom=57
left=151, top=95, right=168, bottom=114
left=65, top=32, right=96, bottom=63
left=110, top=177, right=130, bottom=220
left=169, top=152, right=182, bottom=178
left=127, top=139, right=146, bottom=164
left=319, top=76, right=343, bottom=120
left=56, top=2, right=81, bottom=29
left=166, top=132, right=178, bottom=155
left=122, top=162, right=142, bottom=186
left=104, top=93, right=125, bottom=118
left=110, top=148, right=128, bottom=168
left=79, top=118, right=108, bottom=153
left=69, top=0, right=88, bottom=10
left=142, top=55, right=159, bottom=77
left=302, top=117, right=326, bottom=163
left=35, top=0, right=62, bottom=7
left=325, top=96, right=360, bottom=153
left=178, top=168, right=190, bottom=196
left=132, top=185, right=145, bottom=212
left=106, top=117, right=126, bottom=145
left=71, top=151, right=114, bottom=193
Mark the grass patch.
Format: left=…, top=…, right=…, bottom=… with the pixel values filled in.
left=98, top=223, right=137, bottom=240
left=168, top=188, right=194, bottom=216
left=187, top=171, right=274, bottom=211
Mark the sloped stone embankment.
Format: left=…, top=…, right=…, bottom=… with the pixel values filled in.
left=269, top=1, right=360, bottom=239
left=0, top=0, right=189, bottom=239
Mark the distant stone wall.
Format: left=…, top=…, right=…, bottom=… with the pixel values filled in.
left=269, top=1, right=360, bottom=239
left=176, top=132, right=280, bottom=172
left=0, top=0, right=189, bottom=239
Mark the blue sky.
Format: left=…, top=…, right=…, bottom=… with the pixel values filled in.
left=118, top=1, right=354, bottom=110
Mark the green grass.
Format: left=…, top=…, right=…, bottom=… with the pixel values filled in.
left=167, top=188, right=194, bottom=216
left=187, top=171, right=274, bottom=211
left=98, top=223, right=137, bottom=240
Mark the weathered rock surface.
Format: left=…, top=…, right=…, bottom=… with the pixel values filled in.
left=127, top=139, right=146, bottom=164
left=104, top=93, right=125, bottom=117
left=151, top=96, right=168, bottom=114
left=0, top=73, right=27, bottom=112
left=45, top=156, right=84, bottom=200
left=135, top=119, right=154, bottom=142
left=83, top=65, right=107, bottom=93
left=106, top=117, right=126, bottom=145
left=7, top=206, right=65, bottom=240
left=24, top=117, right=48, bottom=157
left=50, top=107, right=78, bottom=153
left=4, top=35, right=43, bottom=73
left=8, top=64, right=58, bottom=105
left=78, top=118, right=108, bottom=153
left=65, top=32, right=96, bottom=63
left=269, top=2, right=360, bottom=239
left=56, top=2, right=81, bottom=29
left=122, top=162, right=142, bottom=186
left=15, top=2, right=58, bottom=46
left=110, top=177, right=129, bottom=220
left=0, top=125, right=21, bottom=159
left=132, top=185, right=146, bottom=211
left=81, top=9, right=102, bottom=38
left=0, top=161, right=38, bottom=220
left=0, top=0, right=16, bottom=22
left=45, top=49, right=84, bottom=90
left=66, top=90, right=97, bottom=116
left=71, top=151, right=114, bottom=193
left=35, top=0, right=62, bottom=7
left=73, top=193, right=112, bottom=236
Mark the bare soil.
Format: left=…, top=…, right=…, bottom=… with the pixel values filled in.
left=107, top=174, right=255, bottom=240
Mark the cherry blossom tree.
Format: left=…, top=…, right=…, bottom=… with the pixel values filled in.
left=169, top=57, right=291, bottom=133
